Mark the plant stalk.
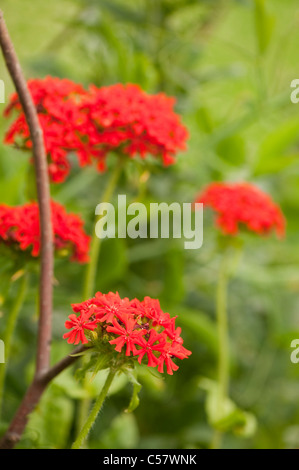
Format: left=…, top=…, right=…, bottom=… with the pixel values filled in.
left=72, top=368, right=116, bottom=449
left=211, top=250, right=230, bottom=449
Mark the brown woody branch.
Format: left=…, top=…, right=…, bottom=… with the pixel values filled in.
left=0, top=345, right=87, bottom=449
left=0, top=10, right=53, bottom=376
left=0, top=10, right=54, bottom=447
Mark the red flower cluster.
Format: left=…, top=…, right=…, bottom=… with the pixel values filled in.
left=195, top=182, right=285, bottom=237
left=78, top=83, right=189, bottom=172
left=63, top=292, right=191, bottom=375
left=4, top=77, right=88, bottom=183
left=4, top=78, right=188, bottom=183
left=0, top=200, right=90, bottom=262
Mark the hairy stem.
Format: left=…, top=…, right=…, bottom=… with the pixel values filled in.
left=72, top=368, right=116, bottom=449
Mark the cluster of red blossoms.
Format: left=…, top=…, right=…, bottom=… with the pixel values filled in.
left=4, top=77, right=87, bottom=183
left=63, top=292, right=191, bottom=375
left=4, top=77, right=189, bottom=183
left=0, top=200, right=90, bottom=263
left=195, top=182, right=285, bottom=237
left=78, top=83, right=188, bottom=172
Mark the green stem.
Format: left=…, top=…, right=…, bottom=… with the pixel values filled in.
left=82, top=159, right=123, bottom=300
left=217, top=252, right=230, bottom=400
left=211, top=429, right=222, bottom=451
left=72, top=368, right=116, bottom=449
left=211, top=250, right=230, bottom=449
left=0, top=272, right=29, bottom=417
left=78, top=159, right=123, bottom=440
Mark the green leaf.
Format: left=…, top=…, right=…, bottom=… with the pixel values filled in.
left=124, top=368, right=142, bottom=413
left=199, top=378, right=257, bottom=438
left=96, top=0, right=146, bottom=26
left=254, top=0, right=276, bottom=55
left=97, top=412, right=139, bottom=449
left=25, top=383, right=74, bottom=448
left=90, top=355, right=112, bottom=381
left=253, top=119, right=299, bottom=175
left=135, top=364, right=165, bottom=393
left=88, top=369, right=128, bottom=398
left=53, top=370, right=91, bottom=400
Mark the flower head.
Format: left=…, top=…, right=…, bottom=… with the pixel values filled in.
left=0, top=200, right=90, bottom=262
left=78, top=83, right=189, bottom=171
left=64, top=292, right=191, bottom=375
left=195, top=182, right=285, bottom=238
left=4, top=78, right=188, bottom=182
left=4, top=76, right=87, bottom=183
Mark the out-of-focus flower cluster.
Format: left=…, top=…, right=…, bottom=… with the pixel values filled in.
left=4, top=77, right=188, bottom=183
left=78, top=83, right=188, bottom=172
left=195, top=182, right=285, bottom=238
left=0, top=200, right=90, bottom=263
left=63, top=292, right=191, bottom=375
left=4, top=77, right=87, bottom=183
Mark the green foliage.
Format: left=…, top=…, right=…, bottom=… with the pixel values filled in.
left=124, top=369, right=142, bottom=414
left=0, top=0, right=299, bottom=450
left=253, top=0, right=276, bottom=55
left=24, top=384, right=75, bottom=449
left=199, top=377, right=257, bottom=438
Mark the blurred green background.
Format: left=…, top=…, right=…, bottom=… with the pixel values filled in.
left=1, top=0, right=299, bottom=449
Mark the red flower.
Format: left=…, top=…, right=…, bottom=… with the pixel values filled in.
left=0, top=200, right=90, bottom=262
left=63, top=311, right=97, bottom=345
left=71, top=292, right=131, bottom=324
left=164, top=318, right=184, bottom=346
left=195, top=182, right=285, bottom=238
left=4, top=78, right=188, bottom=182
left=107, top=313, right=145, bottom=356
left=133, top=296, right=173, bottom=328
left=64, top=292, right=191, bottom=375
left=93, top=292, right=131, bottom=324
left=134, top=329, right=166, bottom=368
left=157, top=341, right=191, bottom=375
